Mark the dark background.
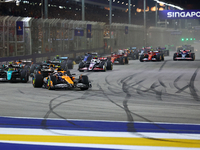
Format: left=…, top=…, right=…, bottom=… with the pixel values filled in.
left=167, top=0, right=200, bottom=10
left=0, top=0, right=200, bottom=27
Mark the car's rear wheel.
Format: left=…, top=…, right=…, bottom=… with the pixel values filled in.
left=140, top=55, right=144, bottom=62
left=119, top=57, right=125, bottom=65
left=191, top=53, right=195, bottom=61
left=173, top=53, right=177, bottom=61
left=80, top=75, right=89, bottom=90
left=78, top=62, right=85, bottom=72
left=106, top=61, right=113, bottom=70
left=156, top=54, right=161, bottom=61
left=30, top=64, right=36, bottom=74
left=47, top=75, right=57, bottom=90
left=21, top=70, right=29, bottom=83
left=67, top=60, right=74, bottom=69
left=32, top=74, right=43, bottom=88
left=161, top=54, right=164, bottom=61
left=125, top=57, right=129, bottom=64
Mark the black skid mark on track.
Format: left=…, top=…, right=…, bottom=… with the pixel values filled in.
left=105, top=81, right=188, bottom=144
left=140, top=82, right=163, bottom=100
left=116, top=73, right=139, bottom=86
left=116, top=77, right=200, bottom=145
left=129, top=79, right=146, bottom=96
left=18, top=89, right=24, bottom=94
left=174, top=68, right=200, bottom=101
left=150, top=82, right=163, bottom=101
left=42, top=94, right=77, bottom=127
left=121, top=77, right=136, bottom=132
left=106, top=74, right=139, bottom=95
left=136, top=85, right=144, bottom=95
left=104, top=73, right=200, bottom=144
left=108, top=73, right=166, bottom=100
left=98, top=83, right=198, bottom=145
left=107, top=86, right=124, bottom=94
left=137, top=83, right=173, bottom=99
left=159, top=60, right=168, bottom=71
left=105, top=75, right=124, bottom=94
left=158, top=78, right=167, bottom=88
left=120, top=74, right=138, bottom=84
left=82, top=88, right=107, bottom=99
left=126, top=77, right=174, bottom=100
left=41, top=91, right=94, bottom=134
left=105, top=75, right=111, bottom=86
left=130, top=79, right=146, bottom=87
left=174, top=75, right=190, bottom=94
left=189, top=68, right=200, bottom=101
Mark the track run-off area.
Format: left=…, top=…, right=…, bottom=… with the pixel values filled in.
left=0, top=43, right=200, bottom=149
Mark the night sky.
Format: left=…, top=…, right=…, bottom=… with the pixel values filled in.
left=167, top=0, right=200, bottom=10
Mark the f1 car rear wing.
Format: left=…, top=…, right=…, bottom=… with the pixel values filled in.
left=130, top=47, right=137, bottom=50
left=179, top=50, right=192, bottom=52
left=99, top=57, right=107, bottom=61
left=4, top=64, right=23, bottom=68
left=59, top=57, right=68, bottom=60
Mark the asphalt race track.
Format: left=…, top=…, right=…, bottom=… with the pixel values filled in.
left=1, top=43, right=200, bottom=149
left=0, top=44, right=200, bottom=125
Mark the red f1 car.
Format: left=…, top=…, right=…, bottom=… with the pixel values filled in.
left=140, top=48, right=164, bottom=62
left=108, top=49, right=129, bottom=65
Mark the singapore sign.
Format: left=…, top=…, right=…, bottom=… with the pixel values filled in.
left=159, top=10, right=200, bottom=19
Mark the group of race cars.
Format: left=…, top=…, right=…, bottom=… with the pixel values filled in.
left=0, top=56, right=91, bottom=90
left=139, top=45, right=195, bottom=62
left=0, top=45, right=195, bottom=90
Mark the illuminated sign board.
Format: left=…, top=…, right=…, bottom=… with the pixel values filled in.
left=74, top=28, right=84, bottom=36
left=159, top=10, right=200, bottom=19
left=16, top=21, right=23, bottom=35
left=87, top=24, right=92, bottom=38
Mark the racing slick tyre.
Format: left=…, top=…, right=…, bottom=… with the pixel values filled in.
left=30, top=64, right=36, bottom=74
left=161, top=54, right=164, bottom=61
left=103, top=64, right=107, bottom=72
left=21, top=69, right=29, bottom=83
left=32, top=73, right=43, bottom=88
left=119, top=57, right=125, bottom=65
left=173, top=53, right=177, bottom=61
left=131, top=53, right=136, bottom=60
left=75, top=56, right=82, bottom=64
left=140, top=55, right=144, bottom=62
left=124, top=57, right=129, bottom=64
left=10, top=77, right=16, bottom=83
left=106, top=61, right=113, bottom=70
left=78, top=62, right=84, bottom=72
left=191, top=53, right=195, bottom=61
left=67, top=60, right=74, bottom=69
left=80, top=75, right=89, bottom=90
left=156, top=54, right=161, bottom=61
left=47, top=75, right=57, bottom=90
left=136, top=53, right=139, bottom=59
left=60, top=62, right=68, bottom=71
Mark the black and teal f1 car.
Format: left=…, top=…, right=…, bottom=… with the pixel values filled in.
left=0, top=64, right=30, bottom=82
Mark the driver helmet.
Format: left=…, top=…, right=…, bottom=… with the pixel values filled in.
left=57, top=72, right=62, bottom=76
left=8, top=63, right=13, bottom=67
left=8, top=67, right=14, bottom=71
left=55, top=55, right=60, bottom=60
